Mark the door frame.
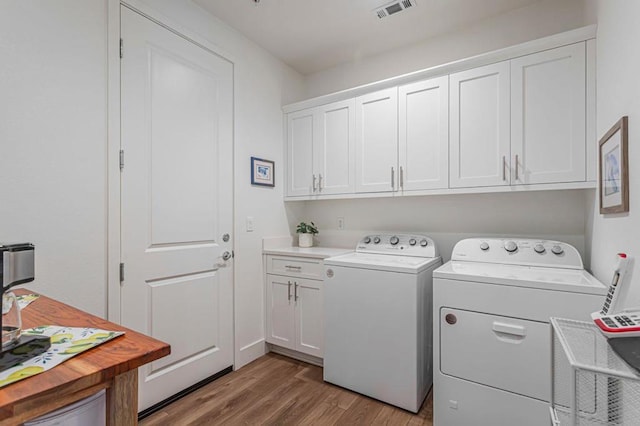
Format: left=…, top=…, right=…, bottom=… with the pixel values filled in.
left=106, top=0, right=236, bottom=353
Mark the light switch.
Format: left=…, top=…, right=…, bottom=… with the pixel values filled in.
left=246, top=216, right=254, bottom=232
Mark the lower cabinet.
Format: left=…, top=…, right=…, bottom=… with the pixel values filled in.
left=265, top=274, right=324, bottom=358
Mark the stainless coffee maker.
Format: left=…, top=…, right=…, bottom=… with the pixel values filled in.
left=1, top=243, right=51, bottom=372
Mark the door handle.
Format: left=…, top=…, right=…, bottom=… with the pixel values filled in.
left=215, top=251, right=233, bottom=268
left=391, top=167, right=395, bottom=189
left=312, top=174, right=317, bottom=191
left=492, top=322, right=526, bottom=341
left=294, top=282, right=299, bottom=301
left=502, top=156, right=507, bottom=181
left=515, top=154, right=520, bottom=181
left=318, top=174, right=323, bottom=191
left=222, top=251, right=232, bottom=261
left=287, top=281, right=292, bottom=301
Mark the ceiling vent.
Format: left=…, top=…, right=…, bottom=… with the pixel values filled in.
left=375, top=0, right=417, bottom=19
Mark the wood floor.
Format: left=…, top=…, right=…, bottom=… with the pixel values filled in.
left=140, top=353, right=433, bottom=425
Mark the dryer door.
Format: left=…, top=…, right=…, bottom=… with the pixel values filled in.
left=439, top=307, right=550, bottom=401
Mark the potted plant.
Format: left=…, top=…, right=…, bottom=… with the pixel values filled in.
left=296, top=221, right=318, bottom=248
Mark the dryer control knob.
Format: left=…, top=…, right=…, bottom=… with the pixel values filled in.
left=390, top=236, right=399, bottom=245
left=420, top=239, right=428, bottom=247
left=363, top=236, right=371, bottom=244
left=534, top=244, right=546, bottom=254
left=505, top=241, right=518, bottom=253
left=479, top=242, right=490, bottom=251
left=373, top=237, right=381, bottom=244
left=551, top=245, right=564, bottom=255
left=409, top=238, right=417, bottom=246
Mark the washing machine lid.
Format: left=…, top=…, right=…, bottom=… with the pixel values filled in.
left=434, top=261, right=606, bottom=295
left=324, top=252, right=442, bottom=274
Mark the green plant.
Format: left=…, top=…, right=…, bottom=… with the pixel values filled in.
left=296, top=221, right=319, bottom=235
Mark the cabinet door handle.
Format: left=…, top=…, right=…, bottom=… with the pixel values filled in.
left=400, top=166, right=404, bottom=189
left=287, top=281, right=292, bottom=301
left=318, top=174, right=323, bottom=191
left=312, top=174, right=317, bottom=191
left=285, top=265, right=302, bottom=270
left=294, top=282, right=299, bottom=301
left=502, top=156, right=507, bottom=181
left=515, top=154, right=520, bottom=181
left=391, top=167, right=395, bottom=189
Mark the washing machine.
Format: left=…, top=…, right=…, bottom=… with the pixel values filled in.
left=323, top=234, right=442, bottom=413
left=432, top=238, right=607, bottom=426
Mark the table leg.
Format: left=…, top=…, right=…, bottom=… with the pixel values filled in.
left=107, top=369, right=138, bottom=425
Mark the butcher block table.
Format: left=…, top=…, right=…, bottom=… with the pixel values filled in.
left=0, top=289, right=170, bottom=425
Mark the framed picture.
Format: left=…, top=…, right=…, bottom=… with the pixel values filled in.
left=599, top=116, right=629, bottom=214
left=251, top=157, right=275, bottom=187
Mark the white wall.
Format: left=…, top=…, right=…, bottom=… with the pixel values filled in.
left=125, top=0, right=306, bottom=368
left=289, top=190, right=589, bottom=264
left=0, top=1, right=108, bottom=315
left=304, top=0, right=593, bottom=99
left=586, top=1, right=640, bottom=307
left=294, top=0, right=595, bottom=266
left=1, top=0, right=304, bottom=371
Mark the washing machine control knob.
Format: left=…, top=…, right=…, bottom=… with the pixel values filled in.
left=420, top=239, right=428, bottom=247
left=551, top=245, right=564, bottom=255
left=479, top=242, right=490, bottom=251
left=390, top=236, right=399, bottom=245
left=373, top=237, right=381, bottom=244
left=534, top=244, right=546, bottom=254
left=409, top=238, right=417, bottom=246
left=504, top=241, right=518, bottom=253
left=363, top=236, right=371, bottom=244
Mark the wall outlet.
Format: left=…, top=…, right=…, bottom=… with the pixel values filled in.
left=337, top=217, right=345, bottom=230
left=246, top=216, right=254, bottom=232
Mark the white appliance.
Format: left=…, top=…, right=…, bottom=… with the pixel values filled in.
left=24, top=390, right=105, bottom=425
left=323, top=234, right=442, bottom=413
left=433, top=238, right=607, bottom=426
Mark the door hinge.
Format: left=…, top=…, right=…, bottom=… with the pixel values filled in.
left=119, top=149, right=124, bottom=171
left=120, top=38, right=123, bottom=59
left=119, top=263, right=125, bottom=283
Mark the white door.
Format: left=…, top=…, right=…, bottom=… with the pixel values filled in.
left=294, top=278, right=323, bottom=357
left=314, top=99, right=356, bottom=195
left=265, top=274, right=296, bottom=350
left=450, top=62, right=510, bottom=188
left=355, top=88, right=399, bottom=193
left=286, top=108, right=315, bottom=197
left=120, top=7, right=233, bottom=410
left=511, top=43, right=586, bottom=185
left=398, top=76, right=449, bottom=191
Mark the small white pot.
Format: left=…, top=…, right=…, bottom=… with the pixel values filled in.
left=298, top=233, right=314, bottom=248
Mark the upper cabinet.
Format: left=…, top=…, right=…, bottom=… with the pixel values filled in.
left=283, top=27, right=596, bottom=200
left=286, top=99, right=356, bottom=197
left=355, top=88, right=398, bottom=193
left=399, top=76, right=449, bottom=191
left=450, top=62, right=511, bottom=189
left=510, top=43, right=586, bottom=185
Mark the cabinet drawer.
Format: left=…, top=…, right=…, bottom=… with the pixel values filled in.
left=266, top=256, right=323, bottom=279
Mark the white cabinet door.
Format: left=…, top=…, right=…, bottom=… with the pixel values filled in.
left=511, top=43, right=586, bottom=185
left=399, top=76, right=449, bottom=191
left=355, top=88, right=399, bottom=193
left=295, top=278, right=324, bottom=357
left=286, top=108, right=315, bottom=197
left=450, top=62, right=510, bottom=188
left=266, top=274, right=296, bottom=350
left=314, top=99, right=356, bottom=195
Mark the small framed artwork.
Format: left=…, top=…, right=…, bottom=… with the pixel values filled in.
left=599, top=116, right=629, bottom=214
left=251, top=157, right=275, bottom=187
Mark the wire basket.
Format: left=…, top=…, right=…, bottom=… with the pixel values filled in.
left=551, top=317, right=640, bottom=425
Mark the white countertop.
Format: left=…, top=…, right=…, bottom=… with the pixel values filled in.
left=263, top=246, right=352, bottom=259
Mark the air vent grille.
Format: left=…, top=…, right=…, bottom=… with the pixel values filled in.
left=374, top=0, right=417, bottom=19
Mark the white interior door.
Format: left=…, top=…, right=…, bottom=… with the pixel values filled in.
left=120, top=6, right=233, bottom=411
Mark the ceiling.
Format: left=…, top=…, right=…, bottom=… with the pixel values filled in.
left=194, top=0, right=543, bottom=75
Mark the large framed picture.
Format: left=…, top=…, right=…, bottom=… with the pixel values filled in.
left=251, top=157, right=275, bottom=187
left=599, top=116, right=629, bottom=214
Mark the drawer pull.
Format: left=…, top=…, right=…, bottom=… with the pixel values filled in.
left=285, top=265, right=302, bottom=270
left=294, top=282, right=299, bottom=301
left=287, top=281, right=292, bottom=301
left=492, top=322, right=526, bottom=337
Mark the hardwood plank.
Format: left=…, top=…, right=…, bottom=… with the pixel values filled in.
left=140, top=353, right=433, bottom=425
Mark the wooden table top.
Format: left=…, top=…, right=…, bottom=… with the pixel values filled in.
left=0, top=289, right=170, bottom=420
